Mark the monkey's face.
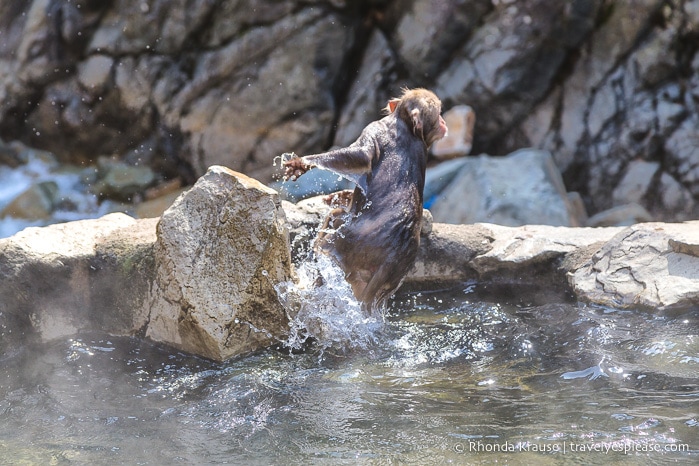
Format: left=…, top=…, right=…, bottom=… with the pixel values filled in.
left=430, top=114, right=448, bottom=146
left=390, top=88, right=448, bottom=147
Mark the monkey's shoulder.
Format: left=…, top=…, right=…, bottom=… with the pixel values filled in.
left=359, top=114, right=417, bottom=146
left=359, top=115, right=396, bottom=138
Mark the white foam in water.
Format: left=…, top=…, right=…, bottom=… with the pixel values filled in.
left=275, top=254, right=384, bottom=354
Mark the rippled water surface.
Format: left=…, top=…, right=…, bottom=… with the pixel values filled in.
left=1, top=284, right=697, bottom=465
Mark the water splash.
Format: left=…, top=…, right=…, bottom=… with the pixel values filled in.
left=275, top=254, right=384, bottom=355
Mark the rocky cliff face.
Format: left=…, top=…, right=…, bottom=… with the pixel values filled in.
left=1, top=0, right=698, bottom=221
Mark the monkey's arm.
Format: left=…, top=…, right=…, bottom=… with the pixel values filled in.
left=305, top=141, right=377, bottom=174
left=283, top=140, right=378, bottom=181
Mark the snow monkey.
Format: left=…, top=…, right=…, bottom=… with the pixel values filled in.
left=283, top=88, right=448, bottom=312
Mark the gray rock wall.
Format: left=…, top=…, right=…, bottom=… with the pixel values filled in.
left=0, top=0, right=697, bottom=221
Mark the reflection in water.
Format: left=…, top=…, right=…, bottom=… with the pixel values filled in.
left=0, top=284, right=697, bottom=464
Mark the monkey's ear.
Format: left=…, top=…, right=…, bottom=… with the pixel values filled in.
left=386, top=98, right=400, bottom=113
left=410, top=108, right=423, bottom=136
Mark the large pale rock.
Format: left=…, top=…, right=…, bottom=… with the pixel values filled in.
left=430, top=149, right=578, bottom=226
left=570, top=222, right=699, bottom=311
left=145, top=166, right=292, bottom=361
left=423, top=157, right=469, bottom=204
left=0, top=213, right=154, bottom=356
left=586, top=203, right=654, bottom=227
left=470, top=223, right=624, bottom=279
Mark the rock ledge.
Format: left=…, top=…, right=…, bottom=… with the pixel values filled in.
left=1, top=184, right=697, bottom=360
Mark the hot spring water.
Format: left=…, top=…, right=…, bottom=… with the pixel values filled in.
left=1, top=253, right=697, bottom=464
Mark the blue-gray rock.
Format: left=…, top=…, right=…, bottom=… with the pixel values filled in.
left=429, top=149, right=579, bottom=227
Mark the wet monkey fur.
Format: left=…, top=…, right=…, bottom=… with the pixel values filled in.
left=283, top=88, right=448, bottom=312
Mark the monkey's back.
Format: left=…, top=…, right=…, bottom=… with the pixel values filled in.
left=331, top=115, right=428, bottom=298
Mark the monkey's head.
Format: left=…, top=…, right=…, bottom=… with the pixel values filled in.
left=386, top=88, right=448, bottom=147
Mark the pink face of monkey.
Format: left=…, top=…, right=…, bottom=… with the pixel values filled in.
left=434, top=114, right=448, bottom=144
left=387, top=88, right=448, bottom=147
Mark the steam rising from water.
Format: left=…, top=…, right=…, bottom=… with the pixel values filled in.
left=275, top=254, right=384, bottom=354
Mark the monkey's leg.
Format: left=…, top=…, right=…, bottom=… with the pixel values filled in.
left=313, top=208, right=346, bottom=255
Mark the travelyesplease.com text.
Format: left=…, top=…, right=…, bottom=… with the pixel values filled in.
left=454, top=440, right=691, bottom=455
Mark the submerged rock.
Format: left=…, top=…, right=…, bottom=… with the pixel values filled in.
left=145, top=166, right=293, bottom=361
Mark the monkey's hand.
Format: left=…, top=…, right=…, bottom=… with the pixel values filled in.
left=323, top=190, right=353, bottom=208
left=282, top=153, right=312, bottom=181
